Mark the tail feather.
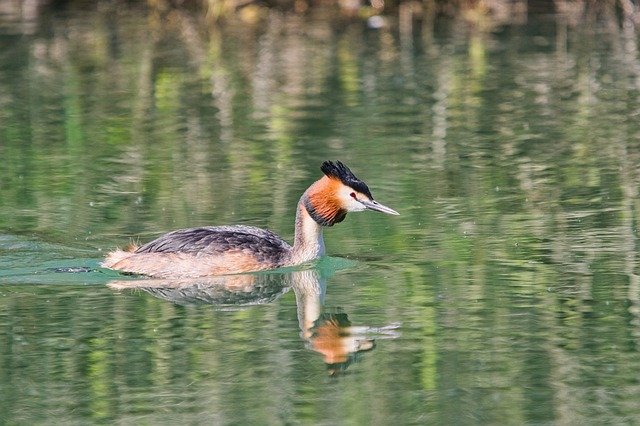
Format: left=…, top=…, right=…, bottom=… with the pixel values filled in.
left=101, top=247, right=137, bottom=268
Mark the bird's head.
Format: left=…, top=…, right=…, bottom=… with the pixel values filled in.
left=303, top=160, right=399, bottom=227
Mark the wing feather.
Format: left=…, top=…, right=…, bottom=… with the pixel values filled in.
left=135, top=225, right=291, bottom=262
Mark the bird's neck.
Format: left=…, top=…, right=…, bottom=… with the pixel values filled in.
left=290, top=194, right=326, bottom=265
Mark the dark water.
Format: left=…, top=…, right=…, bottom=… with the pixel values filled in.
left=2, top=2, right=640, bottom=425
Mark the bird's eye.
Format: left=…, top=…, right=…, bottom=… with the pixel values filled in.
left=350, top=192, right=357, bottom=199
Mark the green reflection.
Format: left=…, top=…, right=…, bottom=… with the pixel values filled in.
left=2, top=2, right=640, bottom=425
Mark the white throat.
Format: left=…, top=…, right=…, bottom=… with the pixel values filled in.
left=290, top=200, right=325, bottom=265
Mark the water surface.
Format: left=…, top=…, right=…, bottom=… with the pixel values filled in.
left=2, top=3, right=640, bottom=425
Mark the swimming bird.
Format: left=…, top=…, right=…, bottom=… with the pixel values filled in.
left=102, top=160, right=398, bottom=278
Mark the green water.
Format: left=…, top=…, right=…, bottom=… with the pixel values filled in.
left=2, top=2, right=640, bottom=425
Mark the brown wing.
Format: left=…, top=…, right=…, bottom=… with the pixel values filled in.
left=135, top=225, right=291, bottom=263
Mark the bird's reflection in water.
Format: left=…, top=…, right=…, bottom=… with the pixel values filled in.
left=107, top=270, right=399, bottom=375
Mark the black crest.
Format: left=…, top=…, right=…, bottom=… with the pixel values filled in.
left=320, top=160, right=373, bottom=199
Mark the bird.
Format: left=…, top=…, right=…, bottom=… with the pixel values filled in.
left=101, top=160, right=399, bottom=278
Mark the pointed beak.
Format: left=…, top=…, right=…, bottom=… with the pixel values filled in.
left=360, top=199, right=400, bottom=215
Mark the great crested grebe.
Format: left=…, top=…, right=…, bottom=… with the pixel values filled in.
left=102, top=161, right=398, bottom=278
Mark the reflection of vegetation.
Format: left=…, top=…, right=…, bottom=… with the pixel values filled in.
left=1, top=1, right=640, bottom=424
left=107, top=269, right=396, bottom=375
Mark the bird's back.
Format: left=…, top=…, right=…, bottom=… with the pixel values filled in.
left=136, top=226, right=290, bottom=256
left=103, top=225, right=293, bottom=278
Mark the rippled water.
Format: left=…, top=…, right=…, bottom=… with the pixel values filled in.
left=2, top=2, right=640, bottom=425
